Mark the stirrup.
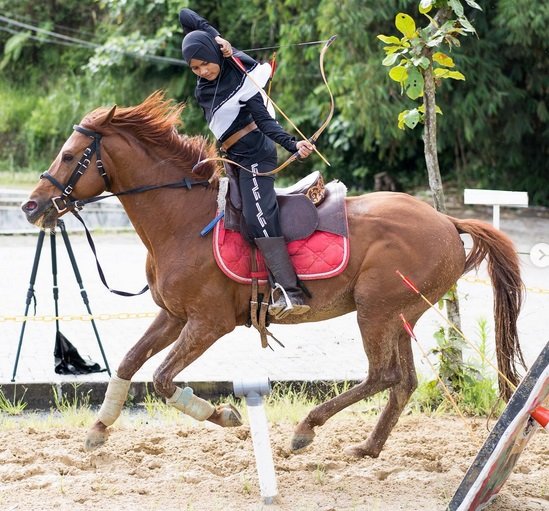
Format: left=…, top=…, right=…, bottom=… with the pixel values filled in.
left=268, top=284, right=310, bottom=320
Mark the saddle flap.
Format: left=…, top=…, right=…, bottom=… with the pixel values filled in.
left=278, top=195, right=318, bottom=242
left=317, top=181, right=348, bottom=237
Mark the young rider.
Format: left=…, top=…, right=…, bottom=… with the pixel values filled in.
left=179, top=8, right=315, bottom=318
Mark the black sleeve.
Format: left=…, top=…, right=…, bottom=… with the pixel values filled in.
left=179, top=8, right=220, bottom=38
left=244, top=93, right=298, bottom=154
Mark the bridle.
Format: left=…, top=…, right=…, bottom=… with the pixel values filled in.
left=41, top=124, right=213, bottom=213
left=40, top=125, right=111, bottom=213
left=37, top=123, right=212, bottom=297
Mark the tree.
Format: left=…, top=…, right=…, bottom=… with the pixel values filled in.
left=378, top=0, right=483, bottom=390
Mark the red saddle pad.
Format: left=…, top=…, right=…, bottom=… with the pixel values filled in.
left=213, top=219, right=350, bottom=284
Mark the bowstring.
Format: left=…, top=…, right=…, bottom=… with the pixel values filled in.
left=241, top=39, right=329, bottom=53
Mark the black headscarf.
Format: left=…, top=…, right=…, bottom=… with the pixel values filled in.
left=182, top=30, right=258, bottom=123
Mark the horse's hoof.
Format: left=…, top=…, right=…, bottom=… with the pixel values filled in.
left=85, top=427, right=108, bottom=451
left=343, top=444, right=380, bottom=459
left=219, top=404, right=243, bottom=427
left=290, top=431, right=315, bottom=452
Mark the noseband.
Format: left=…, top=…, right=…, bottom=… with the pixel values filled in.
left=41, top=125, right=111, bottom=213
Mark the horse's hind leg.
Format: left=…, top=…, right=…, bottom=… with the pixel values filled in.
left=345, top=329, right=417, bottom=458
left=292, top=313, right=407, bottom=454
left=85, top=310, right=185, bottom=450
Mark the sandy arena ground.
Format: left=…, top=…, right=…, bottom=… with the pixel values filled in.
left=0, top=413, right=547, bottom=511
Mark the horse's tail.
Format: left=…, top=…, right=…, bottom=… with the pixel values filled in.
left=449, top=216, right=525, bottom=400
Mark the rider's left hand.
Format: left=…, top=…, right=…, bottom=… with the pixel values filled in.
left=296, top=140, right=315, bottom=159
left=215, top=36, right=233, bottom=57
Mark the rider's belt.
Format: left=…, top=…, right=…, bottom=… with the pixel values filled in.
left=221, top=122, right=257, bottom=152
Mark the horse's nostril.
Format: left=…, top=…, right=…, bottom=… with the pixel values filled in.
left=22, top=200, right=38, bottom=212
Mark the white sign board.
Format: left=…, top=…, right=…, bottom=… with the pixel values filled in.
left=463, top=189, right=528, bottom=207
left=463, top=189, right=528, bottom=229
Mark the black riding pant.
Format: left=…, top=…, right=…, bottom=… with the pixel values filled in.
left=227, top=131, right=281, bottom=240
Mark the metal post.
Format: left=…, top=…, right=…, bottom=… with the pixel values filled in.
left=234, top=378, right=278, bottom=504
left=492, top=204, right=500, bottom=230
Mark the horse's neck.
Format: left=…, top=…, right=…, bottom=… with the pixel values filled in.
left=106, top=138, right=219, bottom=252
left=117, top=179, right=219, bottom=254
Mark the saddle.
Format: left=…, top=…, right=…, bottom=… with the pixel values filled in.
left=217, top=169, right=349, bottom=349
left=223, top=169, right=348, bottom=241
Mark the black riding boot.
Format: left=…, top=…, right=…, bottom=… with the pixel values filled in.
left=255, top=237, right=310, bottom=319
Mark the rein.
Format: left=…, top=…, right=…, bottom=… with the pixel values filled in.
left=43, top=124, right=212, bottom=297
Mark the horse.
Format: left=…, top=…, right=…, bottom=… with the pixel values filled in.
left=21, top=91, right=524, bottom=457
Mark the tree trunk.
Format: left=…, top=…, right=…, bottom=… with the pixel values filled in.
left=422, top=65, right=447, bottom=214
left=422, top=8, right=464, bottom=376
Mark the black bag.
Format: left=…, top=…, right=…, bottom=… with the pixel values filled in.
left=54, top=331, right=106, bottom=375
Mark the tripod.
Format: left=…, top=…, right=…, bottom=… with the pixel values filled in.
left=11, top=219, right=111, bottom=381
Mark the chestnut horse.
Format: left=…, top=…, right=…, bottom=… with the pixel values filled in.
left=22, top=92, right=523, bottom=457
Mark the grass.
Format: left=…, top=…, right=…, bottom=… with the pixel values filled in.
left=408, top=317, right=504, bottom=416
left=0, top=375, right=503, bottom=431
left=0, top=387, right=27, bottom=415
left=240, top=476, right=253, bottom=495
left=0, top=170, right=39, bottom=189
left=313, top=463, right=327, bottom=486
left=139, top=383, right=184, bottom=423
left=0, top=376, right=503, bottom=431
left=51, top=383, right=95, bottom=427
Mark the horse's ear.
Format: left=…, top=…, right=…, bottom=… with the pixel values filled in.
left=99, top=105, right=117, bottom=126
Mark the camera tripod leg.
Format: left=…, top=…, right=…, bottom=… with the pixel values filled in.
left=11, top=221, right=111, bottom=381
left=11, top=230, right=46, bottom=382
left=58, top=220, right=111, bottom=376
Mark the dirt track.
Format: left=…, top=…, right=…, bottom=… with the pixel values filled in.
left=0, top=414, right=547, bottom=511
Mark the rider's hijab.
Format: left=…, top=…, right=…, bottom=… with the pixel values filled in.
left=182, top=30, right=274, bottom=140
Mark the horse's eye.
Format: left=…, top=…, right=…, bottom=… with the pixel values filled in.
left=62, top=153, right=74, bottom=163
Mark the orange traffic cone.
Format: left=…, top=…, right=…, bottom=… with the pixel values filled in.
left=530, top=406, right=549, bottom=431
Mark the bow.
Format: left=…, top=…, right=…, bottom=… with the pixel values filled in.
left=307, top=35, right=337, bottom=147
left=193, top=35, right=337, bottom=177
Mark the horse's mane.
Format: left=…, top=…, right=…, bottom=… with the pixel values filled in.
left=83, top=90, right=219, bottom=180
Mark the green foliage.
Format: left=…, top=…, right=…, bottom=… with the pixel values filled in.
left=51, top=383, right=95, bottom=426
left=141, top=383, right=182, bottom=422
left=52, top=383, right=91, bottom=414
left=431, top=325, right=466, bottom=388
left=0, top=0, right=547, bottom=202
left=412, top=316, right=503, bottom=416
left=0, top=30, right=32, bottom=70
left=378, top=1, right=480, bottom=130
left=411, top=374, right=502, bottom=416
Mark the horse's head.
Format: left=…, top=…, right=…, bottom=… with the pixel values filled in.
left=22, top=106, right=117, bottom=229
left=22, top=91, right=219, bottom=229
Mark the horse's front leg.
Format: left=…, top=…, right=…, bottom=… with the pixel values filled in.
left=85, top=309, right=185, bottom=450
left=153, top=318, right=242, bottom=428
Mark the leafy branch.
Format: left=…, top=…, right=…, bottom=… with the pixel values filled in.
left=378, top=0, right=482, bottom=130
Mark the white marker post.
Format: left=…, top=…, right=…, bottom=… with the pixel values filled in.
left=233, top=378, right=277, bottom=504
left=463, top=189, right=528, bottom=230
